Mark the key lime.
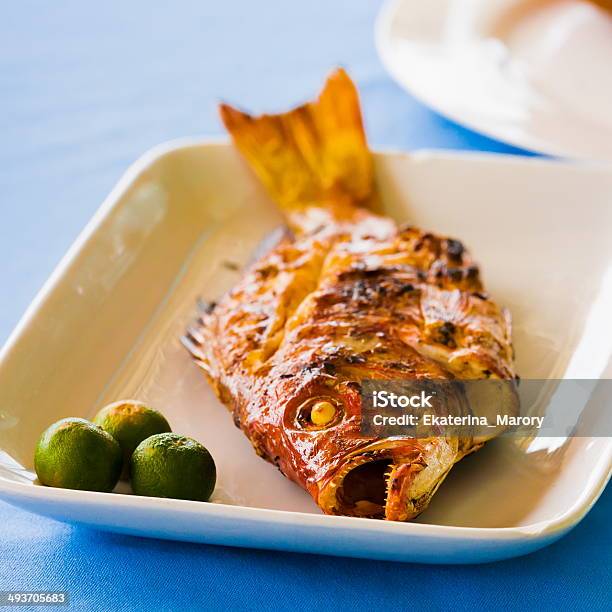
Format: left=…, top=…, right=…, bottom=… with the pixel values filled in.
left=93, top=400, right=171, bottom=479
left=130, top=433, right=216, bottom=501
left=34, top=418, right=122, bottom=492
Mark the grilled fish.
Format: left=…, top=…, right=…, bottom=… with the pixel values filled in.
left=183, top=70, right=517, bottom=521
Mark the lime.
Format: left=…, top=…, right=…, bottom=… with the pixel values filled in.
left=130, top=433, right=216, bottom=501
left=34, top=417, right=122, bottom=492
left=93, top=400, right=171, bottom=479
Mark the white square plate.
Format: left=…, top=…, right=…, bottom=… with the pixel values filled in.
left=1, top=141, right=610, bottom=564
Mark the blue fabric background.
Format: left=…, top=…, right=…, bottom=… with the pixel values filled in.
left=0, top=1, right=609, bottom=610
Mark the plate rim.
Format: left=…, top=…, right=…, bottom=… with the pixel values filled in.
left=1, top=138, right=611, bottom=549
left=1, top=441, right=611, bottom=542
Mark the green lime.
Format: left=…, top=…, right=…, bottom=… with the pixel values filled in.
left=93, top=400, right=171, bottom=479
left=34, top=417, right=122, bottom=492
left=130, top=433, right=216, bottom=501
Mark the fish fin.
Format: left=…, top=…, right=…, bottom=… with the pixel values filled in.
left=219, top=68, right=376, bottom=214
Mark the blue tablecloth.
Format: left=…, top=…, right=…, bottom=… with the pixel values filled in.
left=0, top=1, right=609, bottom=610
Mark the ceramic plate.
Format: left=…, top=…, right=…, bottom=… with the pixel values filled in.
left=376, top=0, right=612, bottom=160
left=0, top=141, right=611, bottom=563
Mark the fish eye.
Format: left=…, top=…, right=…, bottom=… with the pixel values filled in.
left=295, top=397, right=343, bottom=430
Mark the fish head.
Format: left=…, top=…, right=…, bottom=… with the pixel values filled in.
left=275, top=358, right=462, bottom=521
left=275, top=352, right=517, bottom=521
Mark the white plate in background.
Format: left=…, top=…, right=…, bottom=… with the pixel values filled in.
left=376, top=0, right=612, bottom=160
left=0, top=141, right=611, bottom=563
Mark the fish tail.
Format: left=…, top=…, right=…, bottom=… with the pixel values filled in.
left=219, top=68, right=377, bottom=216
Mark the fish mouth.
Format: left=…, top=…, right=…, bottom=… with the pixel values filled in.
left=318, top=439, right=457, bottom=521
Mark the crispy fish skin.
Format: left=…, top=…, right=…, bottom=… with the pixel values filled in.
left=184, top=70, right=516, bottom=520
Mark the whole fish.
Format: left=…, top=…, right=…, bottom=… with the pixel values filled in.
left=183, top=70, right=517, bottom=521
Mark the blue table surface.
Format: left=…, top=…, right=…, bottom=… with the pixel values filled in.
left=0, top=1, right=609, bottom=610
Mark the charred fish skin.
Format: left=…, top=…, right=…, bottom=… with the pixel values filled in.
left=183, top=69, right=517, bottom=521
